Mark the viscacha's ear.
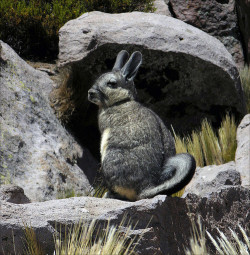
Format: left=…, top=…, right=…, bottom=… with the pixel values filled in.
left=112, top=50, right=129, bottom=71
left=121, top=51, right=142, bottom=81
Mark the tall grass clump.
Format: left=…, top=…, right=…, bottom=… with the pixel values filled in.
left=218, top=114, right=237, bottom=163
left=174, top=114, right=237, bottom=167
left=240, top=66, right=250, bottom=113
left=0, top=0, right=154, bottom=61
left=22, top=217, right=143, bottom=254
left=54, top=217, right=141, bottom=255
left=187, top=131, right=204, bottom=167
left=200, top=119, right=223, bottom=166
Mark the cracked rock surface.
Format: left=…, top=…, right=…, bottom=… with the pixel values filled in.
left=0, top=41, right=97, bottom=202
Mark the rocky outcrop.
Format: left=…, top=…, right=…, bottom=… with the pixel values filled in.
left=235, top=114, right=250, bottom=188
left=0, top=41, right=97, bottom=202
left=1, top=187, right=249, bottom=255
left=0, top=185, right=30, bottom=204
left=56, top=11, right=246, bottom=158
left=236, top=0, right=250, bottom=65
left=168, top=0, right=245, bottom=67
left=183, top=161, right=241, bottom=197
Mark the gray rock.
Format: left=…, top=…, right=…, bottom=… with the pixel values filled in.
left=183, top=161, right=241, bottom=197
left=0, top=185, right=30, bottom=204
left=168, top=0, right=245, bottom=67
left=236, top=0, right=250, bottom=65
left=0, top=41, right=97, bottom=201
left=154, top=0, right=171, bottom=16
left=0, top=187, right=249, bottom=255
left=57, top=12, right=246, bottom=157
left=235, top=114, right=250, bottom=188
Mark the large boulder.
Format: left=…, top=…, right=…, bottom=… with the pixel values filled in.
left=235, top=114, right=250, bottom=188
left=168, top=0, right=245, bottom=67
left=56, top=11, right=246, bottom=159
left=0, top=187, right=249, bottom=254
left=0, top=41, right=97, bottom=201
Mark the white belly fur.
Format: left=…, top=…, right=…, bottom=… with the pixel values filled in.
left=101, top=128, right=110, bottom=162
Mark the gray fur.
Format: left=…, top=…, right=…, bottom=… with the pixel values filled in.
left=88, top=50, right=196, bottom=201
left=112, top=50, right=129, bottom=71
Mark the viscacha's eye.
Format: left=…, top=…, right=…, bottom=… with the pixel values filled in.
left=107, top=79, right=117, bottom=87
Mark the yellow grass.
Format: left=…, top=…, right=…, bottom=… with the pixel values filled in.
left=171, top=188, right=186, bottom=197
left=174, top=134, right=188, bottom=154
left=219, top=114, right=237, bottom=163
left=23, top=223, right=44, bottom=255
left=200, top=119, right=223, bottom=165
left=188, top=131, right=204, bottom=167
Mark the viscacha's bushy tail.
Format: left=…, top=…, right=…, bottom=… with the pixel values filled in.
left=139, top=153, right=196, bottom=199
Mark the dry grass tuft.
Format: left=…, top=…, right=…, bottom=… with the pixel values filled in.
left=22, top=216, right=142, bottom=255
left=188, top=131, right=204, bottom=167
left=218, top=114, right=237, bottom=163
left=54, top=217, right=141, bottom=255
left=200, top=119, right=222, bottom=166
left=23, top=223, right=44, bottom=255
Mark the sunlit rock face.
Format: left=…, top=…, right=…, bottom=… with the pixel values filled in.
left=0, top=41, right=96, bottom=202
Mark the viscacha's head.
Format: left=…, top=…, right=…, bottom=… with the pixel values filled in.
left=88, top=50, right=142, bottom=108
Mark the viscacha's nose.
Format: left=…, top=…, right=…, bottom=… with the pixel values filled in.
left=88, top=89, right=98, bottom=100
